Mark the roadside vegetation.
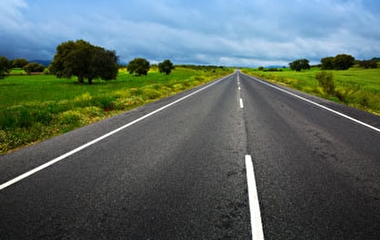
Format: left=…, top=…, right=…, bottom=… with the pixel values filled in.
left=0, top=65, right=232, bottom=154
left=243, top=62, right=380, bottom=116
left=2, top=39, right=377, bottom=155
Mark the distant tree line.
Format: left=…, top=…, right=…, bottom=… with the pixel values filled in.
left=1, top=44, right=177, bottom=84
left=0, top=57, right=47, bottom=78
left=2, top=40, right=379, bottom=82
left=357, top=58, right=378, bottom=69
left=287, top=54, right=378, bottom=72
left=321, top=54, right=355, bottom=70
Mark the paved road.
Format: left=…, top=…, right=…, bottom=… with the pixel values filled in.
left=239, top=73, right=380, bottom=239
left=1, top=71, right=380, bottom=239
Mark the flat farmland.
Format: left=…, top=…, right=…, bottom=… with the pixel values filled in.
left=0, top=66, right=233, bottom=154
left=243, top=67, right=380, bottom=115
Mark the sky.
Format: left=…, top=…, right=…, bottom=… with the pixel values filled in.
left=1, top=0, right=379, bottom=67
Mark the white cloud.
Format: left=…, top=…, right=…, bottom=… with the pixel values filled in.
left=0, top=0, right=29, bottom=30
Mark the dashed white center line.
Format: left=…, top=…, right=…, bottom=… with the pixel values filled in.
left=245, top=155, right=265, bottom=240
left=237, top=74, right=244, bottom=108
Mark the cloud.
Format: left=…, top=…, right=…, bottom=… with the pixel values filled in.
left=0, top=0, right=379, bottom=66
left=0, top=0, right=29, bottom=29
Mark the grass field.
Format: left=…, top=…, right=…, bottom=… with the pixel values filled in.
left=242, top=67, right=380, bottom=115
left=0, top=66, right=233, bottom=154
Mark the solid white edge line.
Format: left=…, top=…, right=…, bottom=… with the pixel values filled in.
left=245, top=74, right=380, bottom=134
left=245, top=155, right=265, bottom=240
left=0, top=73, right=234, bottom=192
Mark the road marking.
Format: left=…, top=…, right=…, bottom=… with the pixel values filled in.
left=246, top=74, right=380, bottom=134
left=240, top=98, right=244, bottom=108
left=245, top=155, right=265, bottom=240
left=0, top=74, right=233, bottom=191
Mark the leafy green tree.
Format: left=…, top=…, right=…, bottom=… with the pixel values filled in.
left=23, top=62, right=45, bottom=74
left=158, top=59, right=175, bottom=75
left=127, top=58, right=150, bottom=76
left=289, top=59, right=310, bottom=72
left=0, top=56, right=11, bottom=79
left=321, top=57, right=335, bottom=70
left=333, top=54, right=355, bottom=70
left=12, top=58, right=29, bottom=68
left=86, top=47, right=118, bottom=84
left=50, top=39, right=119, bottom=84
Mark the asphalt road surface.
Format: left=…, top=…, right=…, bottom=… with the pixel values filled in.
left=1, top=71, right=380, bottom=239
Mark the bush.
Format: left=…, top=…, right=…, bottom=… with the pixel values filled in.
left=23, top=62, right=45, bottom=74
left=316, top=71, right=335, bottom=95
left=358, top=60, right=378, bottom=69
left=263, top=68, right=282, bottom=72
left=335, top=82, right=361, bottom=103
left=127, top=58, right=150, bottom=76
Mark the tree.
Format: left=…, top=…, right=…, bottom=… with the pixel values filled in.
left=87, top=47, right=119, bottom=84
left=12, top=58, right=29, bottom=68
left=127, top=58, right=150, bottom=76
left=50, top=39, right=119, bottom=84
left=0, top=56, right=11, bottom=79
left=321, top=57, right=335, bottom=70
left=158, top=59, right=175, bottom=75
left=333, top=54, right=355, bottom=70
left=23, top=62, right=45, bottom=74
left=289, top=59, right=310, bottom=72
left=358, top=59, right=378, bottom=69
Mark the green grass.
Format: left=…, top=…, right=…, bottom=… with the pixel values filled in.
left=0, top=66, right=233, bottom=154
left=242, top=67, right=380, bottom=115
left=9, top=68, right=27, bottom=75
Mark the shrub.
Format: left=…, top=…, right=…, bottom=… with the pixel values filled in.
left=358, top=60, right=378, bottom=69
left=59, top=110, right=83, bottom=125
left=335, top=82, right=361, bottom=103
left=264, top=68, right=282, bottom=72
left=142, top=88, right=162, bottom=100
left=316, top=71, right=335, bottom=95
left=23, top=62, right=45, bottom=74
